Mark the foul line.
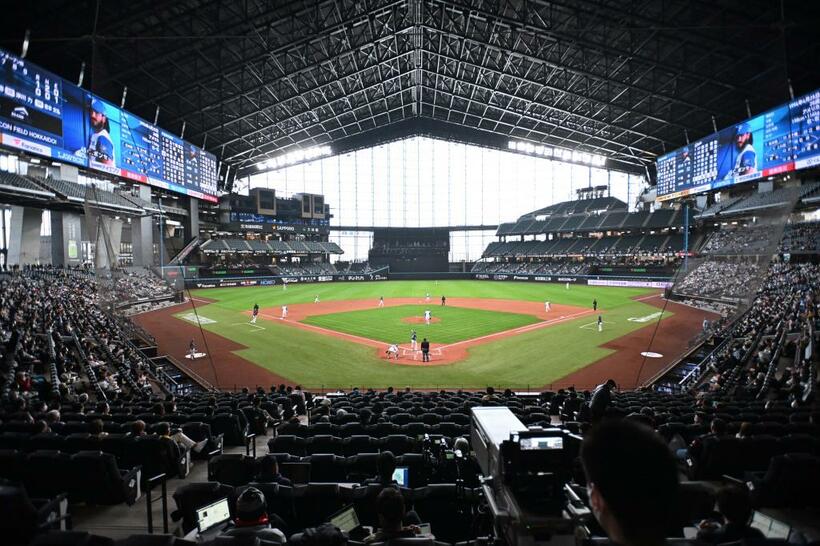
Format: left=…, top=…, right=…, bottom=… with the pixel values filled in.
left=257, top=313, right=384, bottom=346
left=438, top=309, right=594, bottom=350
left=579, top=321, right=615, bottom=330
left=231, top=322, right=266, bottom=331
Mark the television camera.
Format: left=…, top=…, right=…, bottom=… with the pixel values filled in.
left=471, top=407, right=593, bottom=546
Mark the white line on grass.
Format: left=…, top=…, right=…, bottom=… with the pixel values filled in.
left=579, top=321, right=615, bottom=330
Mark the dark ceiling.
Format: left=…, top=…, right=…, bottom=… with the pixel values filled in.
left=5, top=0, right=819, bottom=183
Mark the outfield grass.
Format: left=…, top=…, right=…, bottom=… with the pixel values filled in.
left=302, top=304, right=540, bottom=344
left=178, top=280, right=666, bottom=388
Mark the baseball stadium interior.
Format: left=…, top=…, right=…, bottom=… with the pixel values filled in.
left=1, top=1, right=820, bottom=545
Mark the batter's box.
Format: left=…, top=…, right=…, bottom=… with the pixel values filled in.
left=400, top=347, right=444, bottom=360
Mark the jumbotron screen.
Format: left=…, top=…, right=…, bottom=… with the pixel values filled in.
left=0, top=48, right=218, bottom=202
left=656, top=87, right=820, bottom=201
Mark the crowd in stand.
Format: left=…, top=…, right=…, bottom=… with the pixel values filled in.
left=471, top=258, right=592, bottom=276
left=674, top=260, right=768, bottom=301
left=780, top=222, right=820, bottom=253
left=699, top=225, right=780, bottom=255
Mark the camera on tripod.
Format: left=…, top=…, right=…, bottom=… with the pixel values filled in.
left=471, top=407, right=592, bottom=545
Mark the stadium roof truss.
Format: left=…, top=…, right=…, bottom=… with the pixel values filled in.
left=8, top=0, right=819, bottom=185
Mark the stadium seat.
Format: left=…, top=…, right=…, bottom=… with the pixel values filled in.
left=751, top=453, right=820, bottom=508
left=171, top=482, right=236, bottom=534
left=304, top=454, right=347, bottom=482
left=306, top=435, right=343, bottom=456
left=413, top=485, right=478, bottom=543
left=268, top=435, right=306, bottom=457
left=0, top=482, right=68, bottom=545
left=70, top=451, right=141, bottom=505
left=292, top=483, right=345, bottom=529
left=343, top=435, right=378, bottom=456
left=381, top=435, right=416, bottom=455
left=208, top=454, right=257, bottom=486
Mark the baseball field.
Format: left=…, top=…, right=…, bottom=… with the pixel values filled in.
left=132, top=280, right=715, bottom=390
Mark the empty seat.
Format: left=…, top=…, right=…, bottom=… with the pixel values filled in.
left=343, top=436, right=378, bottom=456
left=304, top=454, right=347, bottom=482
left=346, top=453, right=381, bottom=482
left=70, top=451, right=141, bottom=505
left=307, top=435, right=343, bottom=456
left=267, top=436, right=306, bottom=457
left=753, top=453, right=820, bottom=508
left=381, top=435, right=416, bottom=455
left=208, top=454, right=257, bottom=486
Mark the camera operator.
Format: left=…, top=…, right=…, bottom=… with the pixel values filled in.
left=452, top=437, right=483, bottom=488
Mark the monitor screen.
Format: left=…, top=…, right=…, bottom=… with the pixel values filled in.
left=196, top=497, right=231, bottom=533
left=520, top=436, right=564, bottom=450
left=750, top=511, right=790, bottom=540
left=392, top=466, right=409, bottom=486
left=329, top=505, right=360, bottom=533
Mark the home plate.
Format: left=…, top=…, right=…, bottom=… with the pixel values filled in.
left=641, top=351, right=663, bottom=358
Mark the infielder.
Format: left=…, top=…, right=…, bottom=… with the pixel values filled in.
left=410, top=329, right=418, bottom=350
left=281, top=305, right=288, bottom=319
left=597, top=314, right=603, bottom=332
left=314, top=295, right=320, bottom=304
left=386, top=343, right=399, bottom=360
left=425, top=292, right=431, bottom=303
left=424, top=309, right=431, bottom=325
left=544, top=301, right=551, bottom=312
left=378, top=296, right=385, bottom=308
left=251, top=303, right=259, bottom=324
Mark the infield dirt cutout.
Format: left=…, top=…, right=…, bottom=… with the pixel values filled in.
left=251, top=297, right=595, bottom=366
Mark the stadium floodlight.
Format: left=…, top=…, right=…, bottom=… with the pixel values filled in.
left=256, top=145, right=333, bottom=171
left=506, top=139, right=607, bottom=166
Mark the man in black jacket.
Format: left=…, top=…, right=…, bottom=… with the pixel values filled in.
left=420, top=338, right=430, bottom=362
left=590, top=379, right=616, bottom=422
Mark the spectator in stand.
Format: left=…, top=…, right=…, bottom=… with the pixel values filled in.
left=363, top=488, right=424, bottom=543
left=257, top=458, right=293, bottom=487
left=89, top=418, right=107, bottom=438
left=590, top=379, right=616, bottom=422
left=218, top=486, right=287, bottom=544
left=696, top=485, right=764, bottom=543
left=581, top=420, right=680, bottom=546
left=157, top=421, right=207, bottom=453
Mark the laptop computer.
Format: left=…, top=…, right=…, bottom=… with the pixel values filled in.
left=328, top=504, right=360, bottom=533
left=750, top=511, right=791, bottom=540
left=280, top=462, right=311, bottom=484
left=392, top=466, right=409, bottom=487
left=196, top=497, right=231, bottom=534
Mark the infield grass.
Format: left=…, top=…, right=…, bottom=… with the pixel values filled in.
left=302, top=304, right=540, bottom=344
left=175, top=280, right=667, bottom=389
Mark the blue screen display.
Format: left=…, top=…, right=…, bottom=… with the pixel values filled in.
left=0, top=48, right=218, bottom=202
left=657, top=88, right=820, bottom=200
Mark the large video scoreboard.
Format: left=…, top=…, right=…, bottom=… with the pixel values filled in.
left=656, top=88, right=820, bottom=201
left=0, top=49, right=218, bottom=202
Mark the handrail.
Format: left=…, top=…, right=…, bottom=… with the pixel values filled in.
left=146, top=473, right=169, bottom=534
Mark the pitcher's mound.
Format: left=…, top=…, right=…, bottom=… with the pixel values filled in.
left=401, top=316, right=441, bottom=324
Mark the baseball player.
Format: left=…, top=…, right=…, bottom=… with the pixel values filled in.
left=566, top=282, right=570, bottom=290
left=424, top=309, right=431, bottom=325
left=410, top=329, right=418, bottom=350
left=314, top=295, right=320, bottom=304
left=593, top=299, right=598, bottom=311
left=378, top=296, right=385, bottom=308
left=544, top=301, right=551, bottom=312
left=251, top=303, right=259, bottom=324
left=188, top=339, right=197, bottom=360
left=281, top=305, right=288, bottom=319
left=425, top=292, right=431, bottom=303
left=597, top=314, right=603, bottom=332
left=386, top=343, right=399, bottom=360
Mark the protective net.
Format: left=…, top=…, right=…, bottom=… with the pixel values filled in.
left=643, top=189, right=805, bottom=393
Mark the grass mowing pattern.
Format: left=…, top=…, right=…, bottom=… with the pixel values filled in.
left=177, top=280, right=665, bottom=388
left=302, top=304, right=540, bottom=344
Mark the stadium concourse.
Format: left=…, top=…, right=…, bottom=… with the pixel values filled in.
left=2, top=1, right=820, bottom=545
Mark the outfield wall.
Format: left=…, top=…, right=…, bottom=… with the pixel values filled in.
left=184, top=269, right=672, bottom=289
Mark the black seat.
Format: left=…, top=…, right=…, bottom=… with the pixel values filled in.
left=208, top=454, right=257, bottom=486
left=210, top=414, right=244, bottom=447
left=307, top=435, right=343, bottom=456
left=0, top=449, right=25, bottom=483
left=412, top=484, right=478, bottom=543
left=70, top=451, right=141, bottom=505
left=381, top=435, right=416, bottom=455
left=171, top=482, right=236, bottom=534
left=267, top=435, right=306, bottom=457
left=304, top=454, right=347, bottom=482
left=292, top=484, right=344, bottom=529
left=25, top=451, right=74, bottom=499
left=753, top=453, right=820, bottom=508
left=0, top=482, right=68, bottom=545
left=346, top=453, right=381, bottom=482
left=344, top=435, right=378, bottom=456
left=27, top=433, right=66, bottom=452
